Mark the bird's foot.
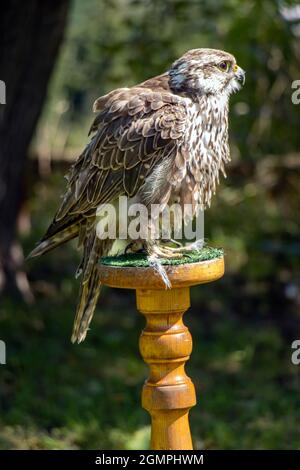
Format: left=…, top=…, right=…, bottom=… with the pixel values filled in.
left=150, top=243, right=184, bottom=259
left=164, top=238, right=204, bottom=254
left=146, top=239, right=205, bottom=289
left=148, top=238, right=204, bottom=259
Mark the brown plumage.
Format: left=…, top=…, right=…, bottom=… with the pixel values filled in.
left=29, top=48, right=245, bottom=343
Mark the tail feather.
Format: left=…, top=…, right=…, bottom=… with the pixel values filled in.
left=29, top=214, right=112, bottom=343
left=27, top=224, right=79, bottom=259
left=71, top=265, right=102, bottom=343
left=71, top=236, right=113, bottom=343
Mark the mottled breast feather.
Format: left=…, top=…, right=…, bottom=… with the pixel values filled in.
left=180, top=94, right=230, bottom=211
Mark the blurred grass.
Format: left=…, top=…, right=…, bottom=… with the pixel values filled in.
left=1, top=171, right=300, bottom=449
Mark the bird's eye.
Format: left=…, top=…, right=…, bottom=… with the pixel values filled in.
left=218, top=61, right=231, bottom=72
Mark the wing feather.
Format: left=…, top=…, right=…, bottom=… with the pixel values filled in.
left=47, top=81, right=188, bottom=234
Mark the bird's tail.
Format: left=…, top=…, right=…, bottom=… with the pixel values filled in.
left=71, top=236, right=112, bottom=344
left=27, top=224, right=79, bottom=259
left=71, top=261, right=102, bottom=343
left=28, top=217, right=112, bottom=343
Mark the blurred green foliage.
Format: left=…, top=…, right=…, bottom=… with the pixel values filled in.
left=1, top=0, right=300, bottom=450
left=34, top=0, right=300, bottom=160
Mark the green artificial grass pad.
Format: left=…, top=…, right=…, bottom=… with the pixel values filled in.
left=100, top=246, right=223, bottom=268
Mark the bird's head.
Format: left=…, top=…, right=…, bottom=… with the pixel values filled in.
left=169, top=48, right=245, bottom=97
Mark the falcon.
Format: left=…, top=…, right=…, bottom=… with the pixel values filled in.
left=29, top=48, right=245, bottom=343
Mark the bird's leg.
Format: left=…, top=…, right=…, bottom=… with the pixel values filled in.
left=163, top=239, right=205, bottom=254
left=146, top=239, right=184, bottom=259
left=143, top=225, right=205, bottom=289
left=144, top=215, right=199, bottom=259
left=146, top=238, right=204, bottom=259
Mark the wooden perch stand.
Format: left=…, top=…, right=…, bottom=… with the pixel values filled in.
left=99, top=255, right=224, bottom=450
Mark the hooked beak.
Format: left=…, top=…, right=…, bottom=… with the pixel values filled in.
left=234, top=65, right=246, bottom=86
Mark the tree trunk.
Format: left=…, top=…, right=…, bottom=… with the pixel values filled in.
left=0, top=0, right=70, bottom=300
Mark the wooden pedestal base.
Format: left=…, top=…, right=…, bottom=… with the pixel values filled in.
left=99, top=256, right=224, bottom=450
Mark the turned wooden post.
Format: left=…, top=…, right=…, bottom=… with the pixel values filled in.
left=137, top=287, right=194, bottom=450
left=99, top=256, right=224, bottom=450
